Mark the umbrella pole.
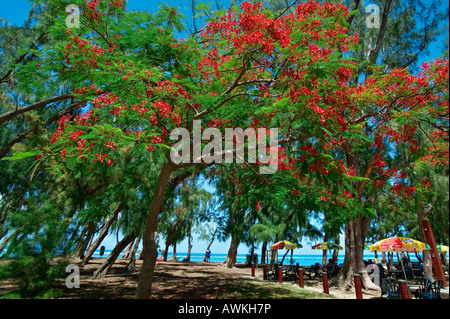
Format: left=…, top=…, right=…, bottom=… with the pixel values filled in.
left=400, top=255, right=407, bottom=283
left=280, top=249, right=290, bottom=265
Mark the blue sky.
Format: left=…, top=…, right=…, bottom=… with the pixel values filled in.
left=1, top=0, right=447, bottom=256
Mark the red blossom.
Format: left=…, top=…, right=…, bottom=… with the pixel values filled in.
left=94, top=151, right=108, bottom=163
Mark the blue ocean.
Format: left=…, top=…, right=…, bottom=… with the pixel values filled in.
left=92, top=250, right=420, bottom=266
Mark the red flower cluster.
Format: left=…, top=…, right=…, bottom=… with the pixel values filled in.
left=84, top=0, right=103, bottom=23
left=110, top=0, right=123, bottom=9
left=50, top=115, right=73, bottom=144
left=64, top=35, right=108, bottom=70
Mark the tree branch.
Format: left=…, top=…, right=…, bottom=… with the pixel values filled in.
left=346, top=0, right=362, bottom=27
left=0, top=103, right=76, bottom=159
left=0, top=93, right=74, bottom=126
left=0, top=31, right=48, bottom=84
left=368, top=0, right=393, bottom=64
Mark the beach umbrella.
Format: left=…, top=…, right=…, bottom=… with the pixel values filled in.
left=369, top=237, right=429, bottom=253
left=312, top=242, right=343, bottom=250
left=270, top=240, right=299, bottom=250
left=437, top=244, right=449, bottom=253
left=364, top=243, right=373, bottom=251
left=369, top=237, right=430, bottom=282
left=270, top=241, right=302, bottom=265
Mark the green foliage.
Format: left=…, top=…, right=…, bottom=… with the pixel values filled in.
left=0, top=254, right=66, bottom=298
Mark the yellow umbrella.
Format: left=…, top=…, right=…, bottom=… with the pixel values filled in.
left=312, top=242, right=343, bottom=250
left=270, top=241, right=300, bottom=265
left=437, top=244, right=449, bottom=252
left=369, top=237, right=429, bottom=252
left=369, top=237, right=429, bottom=282
left=270, top=240, right=299, bottom=250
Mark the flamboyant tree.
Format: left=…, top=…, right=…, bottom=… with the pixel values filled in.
left=3, top=0, right=448, bottom=298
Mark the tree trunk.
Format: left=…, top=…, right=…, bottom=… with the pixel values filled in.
left=332, top=236, right=340, bottom=264
left=126, top=237, right=141, bottom=271
left=72, top=222, right=95, bottom=259
left=322, top=236, right=328, bottom=270
left=202, top=229, right=216, bottom=262
left=0, top=232, right=13, bottom=255
left=122, top=238, right=135, bottom=259
left=170, top=243, right=177, bottom=261
left=223, top=235, right=240, bottom=268
left=93, top=234, right=134, bottom=279
left=81, top=203, right=122, bottom=266
left=368, top=0, right=393, bottom=65
left=186, top=235, right=193, bottom=262
left=136, top=162, right=175, bottom=299
left=163, top=239, right=170, bottom=261
left=249, top=242, right=255, bottom=265
left=163, top=215, right=184, bottom=261
left=417, top=210, right=435, bottom=280
left=261, top=241, right=267, bottom=265
left=270, top=235, right=279, bottom=268
left=336, top=216, right=380, bottom=292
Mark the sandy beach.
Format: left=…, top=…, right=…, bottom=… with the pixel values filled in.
left=1, top=258, right=383, bottom=299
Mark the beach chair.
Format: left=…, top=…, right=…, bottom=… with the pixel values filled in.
left=266, top=263, right=279, bottom=281
left=410, top=265, right=424, bottom=284
left=285, top=265, right=298, bottom=281
left=380, top=277, right=401, bottom=299
left=303, top=266, right=314, bottom=280
left=414, top=278, right=443, bottom=299
left=310, top=263, right=322, bottom=279
left=376, top=264, right=389, bottom=279
left=326, top=262, right=339, bottom=278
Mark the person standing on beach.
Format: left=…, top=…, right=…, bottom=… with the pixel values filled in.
left=206, top=250, right=211, bottom=263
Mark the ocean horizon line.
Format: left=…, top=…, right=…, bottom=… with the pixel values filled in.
left=90, top=250, right=419, bottom=265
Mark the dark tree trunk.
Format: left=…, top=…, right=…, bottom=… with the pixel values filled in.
left=163, top=216, right=183, bottom=261
left=73, top=222, right=95, bottom=259
left=331, top=235, right=340, bottom=264
left=170, top=243, right=177, bottom=261
left=126, top=237, right=141, bottom=271
left=136, top=162, right=174, bottom=299
left=122, top=238, right=135, bottom=259
left=336, top=216, right=380, bottom=291
left=81, top=203, right=122, bottom=266
left=224, top=235, right=240, bottom=268
left=202, top=228, right=216, bottom=262
left=93, top=234, right=134, bottom=279
left=186, top=234, right=193, bottom=262
left=261, top=241, right=267, bottom=265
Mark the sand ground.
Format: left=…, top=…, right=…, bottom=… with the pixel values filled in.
left=0, top=258, right=384, bottom=299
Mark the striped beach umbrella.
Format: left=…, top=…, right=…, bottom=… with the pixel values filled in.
left=270, top=240, right=300, bottom=250
left=312, top=242, right=343, bottom=250
left=270, top=240, right=302, bottom=266
left=369, top=237, right=429, bottom=282
left=369, top=237, right=429, bottom=252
